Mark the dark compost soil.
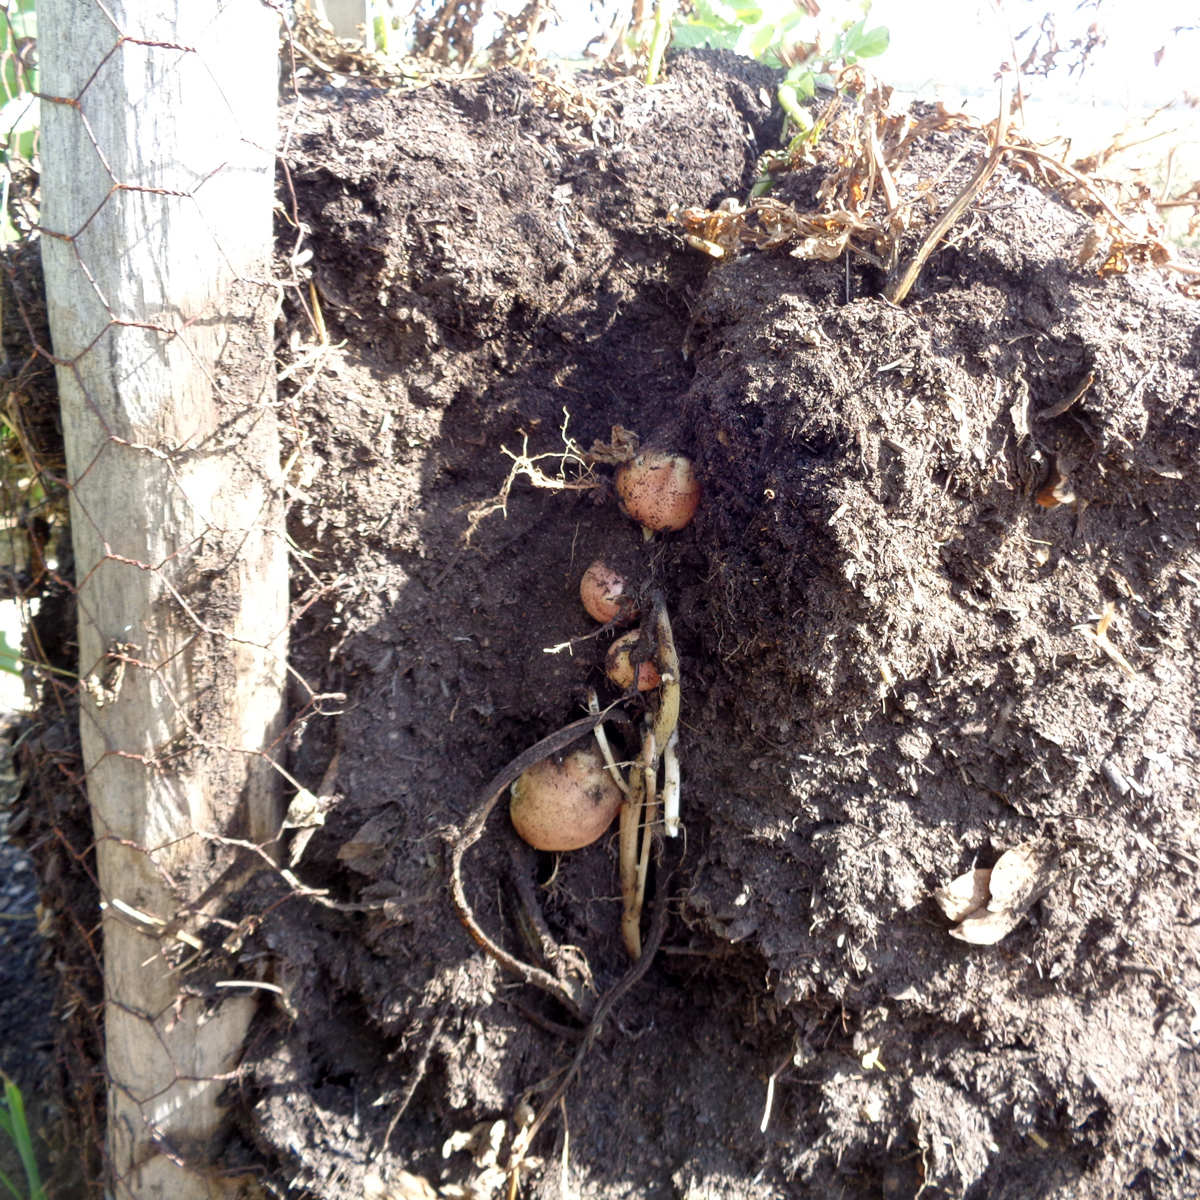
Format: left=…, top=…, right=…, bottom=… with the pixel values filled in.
left=247, top=51, right=1200, bottom=1200
left=0, top=715, right=57, bottom=1188
left=19, top=48, right=1200, bottom=1200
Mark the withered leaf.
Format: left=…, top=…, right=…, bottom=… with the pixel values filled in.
left=949, top=907, right=1022, bottom=945
left=934, top=868, right=991, bottom=922
left=987, top=840, right=1058, bottom=913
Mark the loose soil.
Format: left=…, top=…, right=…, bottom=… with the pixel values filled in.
left=16, top=49, right=1200, bottom=1200
left=0, top=713, right=58, bottom=1189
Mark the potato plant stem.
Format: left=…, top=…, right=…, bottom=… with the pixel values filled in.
left=589, top=689, right=629, bottom=793
left=619, top=755, right=646, bottom=959
left=635, top=759, right=658, bottom=918
left=662, top=730, right=680, bottom=837
left=650, top=604, right=680, bottom=761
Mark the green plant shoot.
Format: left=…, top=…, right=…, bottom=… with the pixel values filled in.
left=0, top=1074, right=47, bottom=1200
left=672, top=1, right=889, bottom=148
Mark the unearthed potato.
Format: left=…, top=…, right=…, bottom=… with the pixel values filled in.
left=579, top=561, right=636, bottom=625
left=606, top=630, right=661, bottom=692
left=615, top=451, right=700, bottom=532
left=510, top=746, right=624, bottom=852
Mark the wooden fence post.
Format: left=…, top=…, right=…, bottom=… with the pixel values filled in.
left=38, top=3, right=285, bottom=1195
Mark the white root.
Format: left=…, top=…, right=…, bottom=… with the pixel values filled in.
left=662, top=730, right=681, bottom=837
left=588, top=690, right=629, bottom=793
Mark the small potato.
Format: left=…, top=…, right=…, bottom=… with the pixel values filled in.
left=615, top=451, right=700, bottom=532
left=510, top=746, right=624, bottom=852
left=579, top=561, right=637, bottom=625
left=606, top=630, right=661, bottom=692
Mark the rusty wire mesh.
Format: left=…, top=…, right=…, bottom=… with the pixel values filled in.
left=0, top=4, right=376, bottom=1195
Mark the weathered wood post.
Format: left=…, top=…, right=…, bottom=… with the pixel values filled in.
left=38, top=3, right=285, bottom=1196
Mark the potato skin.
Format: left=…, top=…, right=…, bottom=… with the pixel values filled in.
left=615, top=452, right=700, bottom=532
left=579, top=561, right=635, bottom=624
left=606, top=630, right=661, bottom=692
left=510, top=746, right=624, bottom=851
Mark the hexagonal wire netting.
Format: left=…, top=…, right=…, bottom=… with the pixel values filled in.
left=2, top=3, right=352, bottom=1194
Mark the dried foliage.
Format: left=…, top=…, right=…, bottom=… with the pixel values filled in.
left=486, top=0, right=555, bottom=69
left=413, top=0, right=488, bottom=66
left=672, top=68, right=1200, bottom=299
left=1014, top=13, right=1107, bottom=79
left=282, top=7, right=437, bottom=89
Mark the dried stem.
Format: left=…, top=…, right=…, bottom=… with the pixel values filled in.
left=884, top=143, right=1005, bottom=304
left=448, top=713, right=616, bottom=1021
left=885, top=74, right=1009, bottom=305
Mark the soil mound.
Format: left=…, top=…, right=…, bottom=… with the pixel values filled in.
left=241, top=52, right=1199, bottom=1199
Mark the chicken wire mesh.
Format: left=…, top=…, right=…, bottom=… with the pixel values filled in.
left=0, top=3, right=362, bottom=1195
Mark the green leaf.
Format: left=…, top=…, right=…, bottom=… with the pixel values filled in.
left=671, top=22, right=739, bottom=50
left=670, top=0, right=748, bottom=50
left=0, top=626, right=19, bottom=677
left=0, top=1165, right=26, bottom=1200
left=777, top=9, right=808, bottom=35
left=747, top=22, right=776, bottom=58
left=785, top=68, right=816, bottom=99
left=853, top=24, right=890, bottom=57
left=839, top=17, right=866, bottom=53
left=0, top=1077, right=44, bottom=1200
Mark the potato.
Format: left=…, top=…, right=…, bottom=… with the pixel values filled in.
left=579, top=561, right=636, bottom=625
left=510, top=745, right=624, bottom=851
left=606, top=629, right=661, bottom=692
left=615, top=451, right=700, bottom=532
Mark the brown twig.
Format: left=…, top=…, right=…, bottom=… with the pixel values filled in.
left=884, top=143, right=1006, bottom=304
left=1036, top=370, right=1094, bottom=420
left=884, top=75, right=1009, bottom=305
left=383, top=1010, right=447, bottom=1152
